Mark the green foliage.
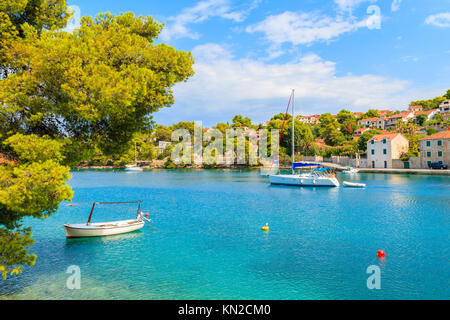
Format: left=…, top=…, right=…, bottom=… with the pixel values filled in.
left=0, top=9, right=194, bottom=279
left=426, top=128, right=438, bottom=136
left=0, top=0, right=69, bottom=71
left=231, top=115, right=252, bottom=128
left=153, top=125, right=172, bottom=142
left=4, top=134, right=64, bottom=163
left=445, top=90, right=450, bottom=100
left=1, top=12, right=195, bottom=156
left=408, top=134, right=423, bottom=157
left=0, top=134, right=73, bottom=278
left=410, top=90, right=449, bottom=110
left=318, top=113, right=345, bottom=146
left=363, top=109, right=379, bottom=118
left=415, top=114, right=428, bottom=126
left=213, top=122, right=231, bottom=136
left=357, top=129, right=380, bottom=152
left=171, top=122, right=195, bottom=135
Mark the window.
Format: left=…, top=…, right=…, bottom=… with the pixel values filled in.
left=383, top=138, right=386, bottom=144
left=383, top=149, right=387, bottom=155
left=426, top=141, right=431, bottom=147
left=371, top=149, right=375, bottom=155
left=371, top=139, right=374, bottom=144
left=427, top=152, right=431, bottom=157
left=427, top=161, right=432, bottom=167
left=438, top=151, right=443, bottom=157
left=437, top=140, right=442, bottom=146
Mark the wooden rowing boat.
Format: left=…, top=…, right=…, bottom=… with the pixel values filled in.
left=64, top=201, right=151, bottom=238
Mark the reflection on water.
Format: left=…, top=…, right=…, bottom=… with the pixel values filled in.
left=64, top=230, right=144, bottom=246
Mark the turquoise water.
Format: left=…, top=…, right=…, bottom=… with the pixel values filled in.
left=1, top=169, right=449, bottom=300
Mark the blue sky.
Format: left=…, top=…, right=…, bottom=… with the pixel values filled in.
left=66, top=0, right=450, bottom=127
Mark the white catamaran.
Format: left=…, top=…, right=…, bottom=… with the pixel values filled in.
left=268, top=89, right=340, bottom=187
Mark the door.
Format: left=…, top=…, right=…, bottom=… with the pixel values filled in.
left=404, top=161, right=410, bottom=169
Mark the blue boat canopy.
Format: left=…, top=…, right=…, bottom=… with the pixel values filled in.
left=313, top=168, right=330, bottom=172
left=292, top=162, right=321, bottom=170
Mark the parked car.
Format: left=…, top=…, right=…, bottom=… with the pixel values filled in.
left=428, top=162, right=448, bottom=170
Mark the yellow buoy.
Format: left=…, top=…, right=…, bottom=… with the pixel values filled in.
left=261, top=223, right=269, bottom=231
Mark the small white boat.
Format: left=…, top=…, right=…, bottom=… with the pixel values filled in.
left=125, top=142, right=143, bottom=171
left=342, top=167, right=359, bottom=174
left=343, top=181, right=366, bottom=188
left=125, top=164, right=143, bottom=172
left=64, top=201, right=151, bottom=238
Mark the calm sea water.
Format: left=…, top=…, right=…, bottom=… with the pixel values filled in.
left=0, top=169, right=449, bottom=300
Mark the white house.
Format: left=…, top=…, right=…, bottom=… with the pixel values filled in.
left=439, top=100, right=450, bottom=113
left=384, top=111, right=414, bottom=130
left=158, top=141, right=171, bottom=154
left=367, top=133, right=409, bottom=168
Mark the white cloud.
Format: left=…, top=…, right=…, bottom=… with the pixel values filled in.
left=425, top=13, right=450, bottom=28
left=391, top=0, right=402, bottom=12
left=164, top=44, right=417, bottom=125
left=246, top=11, right=369, bottom=47
left=160, top=0, right=261, bottom=41
left=334, top=0, right=377, bottom=13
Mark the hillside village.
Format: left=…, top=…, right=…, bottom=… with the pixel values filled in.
left=38, top=91, right=449, bottom=170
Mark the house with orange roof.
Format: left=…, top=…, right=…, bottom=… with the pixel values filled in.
left=384, top=111, right=414, bottom=130
left=357, top=117, right=378, bottom=128
left=419, top=130, right=450, bottom=168
left=378, top=110, right=392, bottom=117
left=409, top=105, right=423, bottom=112
left=353, top=127, right=370, bottom=136
left=414, top=109, right=439, bottom=123
left=367, top=133, right=409, bottom=168
left=297, top=114, right=320, bottom=124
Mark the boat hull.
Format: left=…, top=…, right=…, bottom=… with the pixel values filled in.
left=269, top=174, right=340, bottom=187
left=64, top=219, right=145, bottom=238
left=125, top=167, right=143, bottom=172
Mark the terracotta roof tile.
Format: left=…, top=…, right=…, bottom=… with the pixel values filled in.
left=370, top=133, right=402, bottom=142
left=419, top=130, right=450, bottom=141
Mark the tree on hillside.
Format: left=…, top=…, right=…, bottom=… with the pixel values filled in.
left=232, top=115, right=252, bottom=128
left=410, top=90, right=449, bottom=110
left=445, top=89, right=450, bottom=99
left=357, top=129, right=379, bottom=152
left=214, top=122, right=231, bottom=136
left=318, top=113, right=345, bottom=146
left=363, top=109, right=380, bottom=118
left=0, top=8, right=194, bottom=278
left=416, top=114, right=428, bottom=126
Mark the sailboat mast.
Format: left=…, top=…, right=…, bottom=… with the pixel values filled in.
left=292, top=89, right=295, bottom=174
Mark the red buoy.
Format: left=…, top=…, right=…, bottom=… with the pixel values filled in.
left=145, top=213, right=149, bottom=217
left=70, top=204, right=75, bottom=207
left=377, top=250, right=385, bottom=258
